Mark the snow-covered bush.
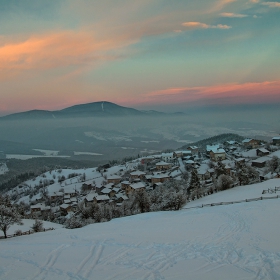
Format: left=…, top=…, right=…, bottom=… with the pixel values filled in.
left=64, top=216, right=83, bottom=229
left=31, top=219, right=44, bottom=232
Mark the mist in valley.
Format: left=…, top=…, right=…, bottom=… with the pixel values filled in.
left=0, top=105, right=279, bottom=164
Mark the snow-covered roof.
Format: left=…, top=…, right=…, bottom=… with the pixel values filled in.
left=257, top=148, right=269, bottom=153
left=115, top=193, right=129, bottom=200
left=161, top=153, right=174, bottom=157
left=60, top=204, right=71, bottom=210
left=65, top=189, right=76, bottom=194
left=96, top=195, right=110, bottom=201
left=104, top=183, right=114, bottom=189
left=197, top=164, right=209, bottom=175
left=156, top=161, right=171, bottom=166
left=121, top=181, right=130, bottom=185
left=252, top=157, right=270, bottom=164
left=272, top=137, right=280, bottom=140
left=107, top=175, right=122, bottom=180
left=30, top=203, right=50, bottom=211
left=206, top=145, right=220, bottom=152
left=130, top=182, right=146, bottom=190
left=112, top=187, right=120, bottom=193
left=101, top=188, right=113, bottom=194
left=130, top=171, right=146, bottom=176
left=211, top=148, right=225, bottom=154
left=152, top=174, right=169, bottom=179
left=188, top=146, right=198, bottom=149
left=85, top=191, right=98, bottom=202
left=226, top=141, right=236, bottom=145
left=242, top=138, right=253, bottom=143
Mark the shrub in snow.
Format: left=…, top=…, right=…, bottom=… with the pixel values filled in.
left=14, top=229, right=22, bottom=236
left=64, top=216, right=83, bottom=229
left=217, top=174, right=233, bottom=191
left=31, top=219, right=44, bottom=232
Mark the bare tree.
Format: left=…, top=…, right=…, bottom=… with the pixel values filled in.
left=0, top=196, right=22, bottom=238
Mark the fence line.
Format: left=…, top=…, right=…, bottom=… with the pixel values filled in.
left=262, top=187, right=280, bottom=194
left=0, top=227, right=55, bottom=239
left=183, top=195, right=279, bottom=210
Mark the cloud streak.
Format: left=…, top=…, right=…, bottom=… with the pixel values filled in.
left=262, top=1, right=280, bottom=7
left=143, top=81, right=280, bottom=106
left=0, top=30, right=138, bottom=74
left=220, top=12, right=248, bottom=17
left=182, top=21, right=231, bottom=30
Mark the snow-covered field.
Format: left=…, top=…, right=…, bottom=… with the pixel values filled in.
left=1, top=179, right=280, bottom=280
left=6, top=154, right=70, bottom=160
left=74, top=152, right=103, bottom=156
left=33, top=149, right=60, bottom=156
left=0, top=219, right=63, bottom=237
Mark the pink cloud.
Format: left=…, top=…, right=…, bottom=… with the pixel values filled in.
left=141, top=81, right=280, bottom=106
left=220, top=12, right=248, bottom=18
left=182, top=21, right=231, bottom=30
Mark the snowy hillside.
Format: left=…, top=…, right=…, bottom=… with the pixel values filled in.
left=1, top=179, right=280, bottom=280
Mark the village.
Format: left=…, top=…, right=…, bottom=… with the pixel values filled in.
left=4, top=136, right=280, bottom=224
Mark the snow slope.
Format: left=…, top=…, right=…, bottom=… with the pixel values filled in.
left=0, top=219, right=63, bottom=237
left=1, top=180, right=280, bottom=279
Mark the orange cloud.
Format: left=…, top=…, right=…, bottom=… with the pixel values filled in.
left=220, top=12, right=248, bottom=17
left=143, top=81, right=280, bottom=106
left=182, top=21, right=231, bottom=30
left=0, top=30, right=138, bottom=73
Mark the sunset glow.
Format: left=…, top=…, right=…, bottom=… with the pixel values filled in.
left=0, top=0, right=279, bottom=115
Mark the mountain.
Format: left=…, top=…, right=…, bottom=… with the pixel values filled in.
left=0, top=101, right=164, bottom=120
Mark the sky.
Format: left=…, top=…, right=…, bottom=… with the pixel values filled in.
left=0, top=0, right=280, bottom=115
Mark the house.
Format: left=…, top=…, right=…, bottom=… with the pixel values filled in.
left=115, top=193, right=129, bottom=203
left=49, top=191, right=64, bottom=201
left=156, top=161, right=172, bottom=170
left=187, top=146, right=199, bottom=154
left=256, top=148, right=270, bottom=157
left=185, top=160, right=195, bottom=166
left=125, top=182, right=146, bottom=194
left=101, top=188, right=116, bottom=198
left=260, top=172, right=280, bottom=181
left=235, top=158, right=245, bottom=165
left=30, top=203, right=51, bottom=214
left=84, top=191, right=98, bottom=207
left=173, top=151, right=192, bottom=158
left=64, top=189, right=76, bottom=197
left=197, top=165, right=211, bottom=181
left=161, top=153, right=174, bottom=162
left=60, top=204, right=72, bottom=215
left=121, top=181, right=131, bottom=190
left=242, top=139, right=259, bottom=148
left=130, top=170, right=146, bottom=180
left=206, top=145, right=220, bottom=154
left=107, top=175, right=122, bottom=184
left=251, top=157, right=268, bottom=168
left=141, top=156, right=155, bottom=164
left=95, top=195, right=110, bottom=203
left=151, top=174, right=170, bottom=184
left=209, top=149, right=226, bottom=161
left=272, top=137, right=280, bottom=145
